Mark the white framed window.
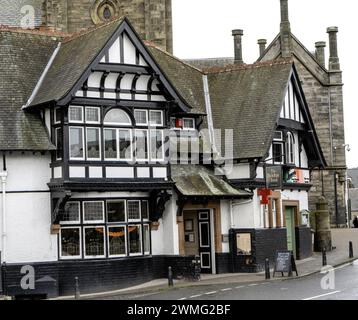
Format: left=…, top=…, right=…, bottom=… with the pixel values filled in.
left=135, top=129, right=149, bottom=161
left=55, top=127, right=63, bottom=160
left=127, top=200, right=141, bottom=221
left=85, top=107, right=100, bottom=124
left=83, top=226, right=106, bottom=259
left=86, top=127, right=101, bottom=160
left=54, top=107, right=62, bottom=124
left=143, top=224, right=150, bottom=255
left=83, top=201, right=105, bottom=224
left=104, top=108, right=132, bottom=126
left=104, top=128, right=118, bottom=160
left=141, top=200, right=149, bottom=221
left=149, top=110, right=163, bottom=127
left=69, top=106, right=84, bottom=123
left=60, top=227, right=82, bottom=259
left=60, top=201, right=81, bottom=225
left=150, top=129, right=164, bottom=162
left=273, top=142, right=284, bottom=164
left=107, top=226, right=127, bottom=257
left=69, top=127, right=85, bottom=160
left=107, top=200, right=126, bottom=223
left=183, top=118, right=195, bottom=130
left=286, top=132, right=295, bottom=164
left=118, top=129, right=133, bottom=161
left=128, top=225, right=142, bottom=256
left=134, top=109, right=148, bottom=126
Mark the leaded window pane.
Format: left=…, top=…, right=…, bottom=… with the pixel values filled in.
left=104, top=109, right=132, bottom=125
left=134, top=110, right=148, bottom=125
left=83, top=202, right=104, bottom=223
left=149, top=111, right=163, bottom=126
left=183, top=118, right=195, bottom=129
left=129, top=225, right=142, bottom=254
left=108, top=226, right=126, bottom=256
left=62, top=202, right=80, bottom=223
left=84, top=227, right=105, bottom=257
left=69, top=106, right=83, bottom=122
left=127, top=201, right=140, bottom=221
left=107, top=201, right=126, bottom=222
left=61, top=228, right=81, bottom=257
left=86, top=108, right=100, bottom=123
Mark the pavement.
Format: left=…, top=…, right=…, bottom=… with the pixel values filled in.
left=2, top=228, right=357, bottom=300
left=55, top=228, right=358, bottom=300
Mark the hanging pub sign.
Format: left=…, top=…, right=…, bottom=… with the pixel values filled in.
left=265, top=166, right=283, bottom=190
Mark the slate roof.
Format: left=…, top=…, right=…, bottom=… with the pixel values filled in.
left=207, top=60, right=293, bottom=159
left=29, top=18, right=124, bottom=107
left=0, top=29, right=59, bottom=151
left=171, top=165, right=252, bottom=198
left=146, top=43, right=207, bottom=115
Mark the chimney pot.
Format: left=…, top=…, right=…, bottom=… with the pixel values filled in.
left=327, top=26, right=340, bottom=71
left=315, top=41, right=326, bottom=68
left=258, top=39, right=267, bottom=56
left=232, top=29, right=244, bottom=65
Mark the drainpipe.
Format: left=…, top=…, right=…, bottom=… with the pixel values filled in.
left=0, top=154, right=7, bottom=263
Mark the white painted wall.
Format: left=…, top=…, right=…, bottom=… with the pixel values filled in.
left=0, top=153, right=57, bottom=263
left=281, top=190, right=309, bottom=212
left=232, top=190, right=263, bottom=229
left=220, top=200, right=231, bottom=253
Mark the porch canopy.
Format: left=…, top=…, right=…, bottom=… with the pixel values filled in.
left=171, top=165, right=252, bottom=199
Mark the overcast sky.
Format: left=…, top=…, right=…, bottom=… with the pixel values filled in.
left=172, top=0, right=357, bottom=169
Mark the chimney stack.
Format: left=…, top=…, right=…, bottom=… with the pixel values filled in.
left=232, top=29, right=244, bottom=65
left=315, top=41, right=326, bottom=68
left=327, top=27, right=340, bottom=71
left=280, top=0, right=292, bottom=58
left=258, top=39, right=267, bottom=56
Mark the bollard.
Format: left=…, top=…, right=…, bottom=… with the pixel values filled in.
left=75, top=277, right=80, bottom=300
left=168, top=266, right=174, bottom=287
left=349, top=241, right=354, bottom=259
left=322, top=247, right=327, bottom=266
left=265, top=258, right=271, bottom=280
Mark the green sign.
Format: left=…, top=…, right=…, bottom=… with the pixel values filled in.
left=265, top=166, right=282, bottom=189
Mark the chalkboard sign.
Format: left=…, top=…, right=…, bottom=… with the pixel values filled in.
left=273, top=251, right=298, bottom=277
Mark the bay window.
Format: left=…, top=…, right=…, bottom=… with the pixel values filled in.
left=150, top=130, right=164, bottom=161
left=59, top=199, right=151, bottom=260
left=135, top=129, right=149, bottom=161
left=86, top=128, right=101, bottom=160
left=84, top=226, right=105, bottom=258
left=60, top=227, right=81, bottom=259
left=108, top=226, right=127, bottom=257
left=69, top=127, right=84, bottom=160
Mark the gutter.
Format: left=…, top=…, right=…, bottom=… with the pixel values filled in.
left=0, top=154, right=7, bottom=262
left=22, top=42, right=62, bottom=110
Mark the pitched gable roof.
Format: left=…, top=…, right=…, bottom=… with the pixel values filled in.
left=146, top=43, right=207, bottom=115
left=208, top=60, right=293, bottom=160
left=0, top=30, right=58, bottom=151
left=28, top=18, right=124, bottom=107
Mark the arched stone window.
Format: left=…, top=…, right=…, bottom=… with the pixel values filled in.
left=104, top=108, right=132, bottom=126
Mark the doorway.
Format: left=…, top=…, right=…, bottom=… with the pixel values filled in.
left=183, top=210, right=213, bottom=274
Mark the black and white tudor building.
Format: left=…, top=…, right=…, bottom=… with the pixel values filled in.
left=0, top=18, right=325, bottom=297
